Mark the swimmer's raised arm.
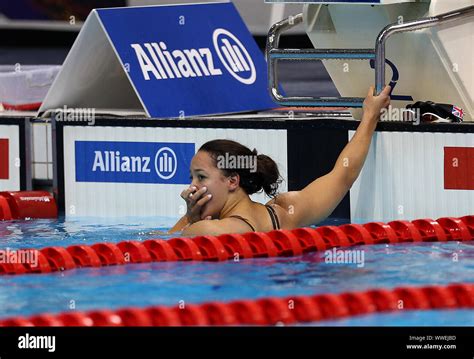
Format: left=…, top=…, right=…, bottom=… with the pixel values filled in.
left=271, top=86, right=391, bottom=228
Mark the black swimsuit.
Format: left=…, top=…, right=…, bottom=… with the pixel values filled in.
left=229, top=205, right=281, bottom=232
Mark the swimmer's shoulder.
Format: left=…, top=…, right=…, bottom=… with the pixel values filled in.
left=265, top=192, right=301, bottom=229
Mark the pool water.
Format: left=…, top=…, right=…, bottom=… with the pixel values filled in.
left=0, top=216, right=179, bottom=250
left=0, top=217, right=473, bottom=325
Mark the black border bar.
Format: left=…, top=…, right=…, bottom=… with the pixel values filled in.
left=0, top=326, right=472, bottom=358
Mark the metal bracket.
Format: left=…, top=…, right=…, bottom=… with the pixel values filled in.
left=267, top=6, right=474, bottom=108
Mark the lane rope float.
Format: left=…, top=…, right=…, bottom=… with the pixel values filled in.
left=0, top=283, right=472, bottom=326
left=0, top=191, right=57, bottom=220
left=0, top=215, right=472, bottom=275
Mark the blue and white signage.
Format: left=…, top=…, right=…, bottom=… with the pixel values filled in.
left=75, top=141, right=194, bottom=184
left=63, top=126, right=288, bottom=218
left=94, top=2, right=275, bottom=117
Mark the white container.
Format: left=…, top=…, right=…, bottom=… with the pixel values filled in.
left=0, top=65, right=61, bottom=110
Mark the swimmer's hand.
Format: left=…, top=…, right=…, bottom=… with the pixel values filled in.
left=180, top=185, right=213, bottom=224
left=363, top=85, right=391, bottom=121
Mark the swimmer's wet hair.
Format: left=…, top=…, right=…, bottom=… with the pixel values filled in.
left=199, top=139, right=282, bottom=197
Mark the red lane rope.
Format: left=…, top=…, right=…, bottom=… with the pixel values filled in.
left=1, top=102, right=43, bottom=111
left=0, top=191, right=57, bottom=220
left=1, top=215, right=473, bottom=275
left=1, top=283, right=472, bottom=326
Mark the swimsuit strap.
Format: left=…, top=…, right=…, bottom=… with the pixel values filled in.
left=229, top=206, right=281, bottom=232
left=265, top=205, right=281, bottom=230
left=228, top=215, right=256, bottom=232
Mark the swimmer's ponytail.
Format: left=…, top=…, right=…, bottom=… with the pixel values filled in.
left=199, top=140, right=282, bottom=197
left=251, top=151, right=281, bottom=197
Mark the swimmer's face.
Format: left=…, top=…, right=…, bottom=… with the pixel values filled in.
left=189, top=151, right=236, bottom=219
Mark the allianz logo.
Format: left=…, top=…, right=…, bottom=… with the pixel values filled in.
left=131, top=28, right=256, bottom=85
left=92, top=147, right=178, bottom=180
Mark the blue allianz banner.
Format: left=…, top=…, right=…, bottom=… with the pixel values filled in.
left=96, top=3, right=276, bottom=117
left=75, top=141, right=194, bottom=184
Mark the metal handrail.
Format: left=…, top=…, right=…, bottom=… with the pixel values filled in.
left=375, top=5, right=474, bottom=94
left=267, top=5, right=474, bottom=107
left=267, top=13, right=374, bottom=107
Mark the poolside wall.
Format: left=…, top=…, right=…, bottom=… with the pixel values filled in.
left=53, top=117, right=473, bottom=222
left=350, top=131, right=474, bottom=221
left=60, top=123, right=288, bottom=218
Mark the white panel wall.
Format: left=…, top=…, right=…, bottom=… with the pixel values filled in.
left=32, top=122, right=53, bottom=180
left=63, top=126, right=287, bottom=218
left=350, top=131, right=474, bottom=222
